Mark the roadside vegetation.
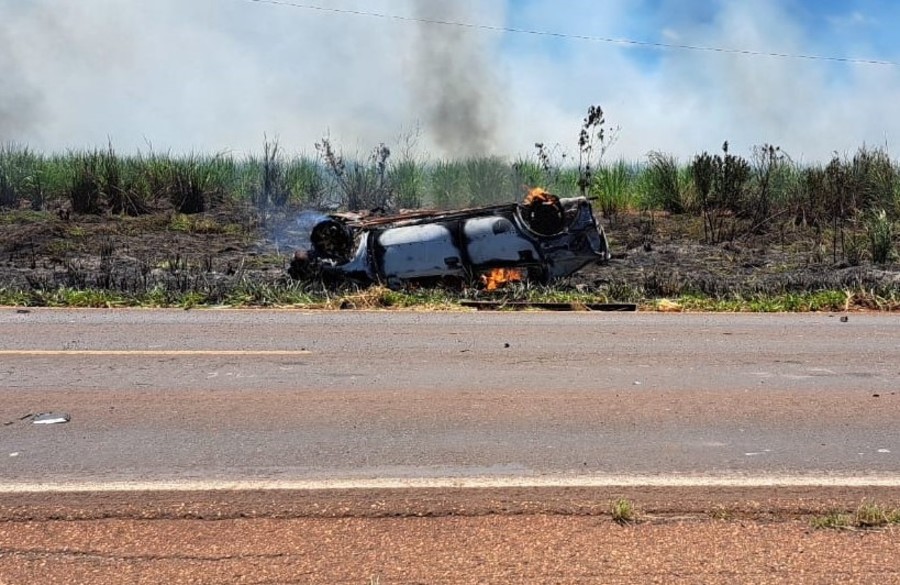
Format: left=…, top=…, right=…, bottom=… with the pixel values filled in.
left=611, top=498, right=638, bottom=525
left=3, top=281, right=897, bottom=312
left=811, top=502, right=900, bottom=530
left=2, top=106, right=900, bottom=310
left=3, top=132, right=899, bottom=257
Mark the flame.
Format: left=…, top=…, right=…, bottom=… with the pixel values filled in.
left=481, top=268, right=525, bottom=291
left=523, top=187, right=558, bottom=206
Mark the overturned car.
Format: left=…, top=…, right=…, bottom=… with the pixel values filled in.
left=288, top=189, right=610, bottom=287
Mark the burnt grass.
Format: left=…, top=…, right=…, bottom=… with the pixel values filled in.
left=1, top=204, right=899, bottom=308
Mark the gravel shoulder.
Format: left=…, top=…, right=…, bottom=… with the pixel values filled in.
left=4, top=488, right=899, bottom=583
left=1, top=513, right=898, bottom=585
left=2, top=487, right=900, bottom=521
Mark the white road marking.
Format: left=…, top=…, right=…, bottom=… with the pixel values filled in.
left=2, top=475, right=900, bottom=493
left=0, top=350, right=311, bottom=356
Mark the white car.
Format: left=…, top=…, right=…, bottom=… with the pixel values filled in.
left=289, top=191, right=610, bottom=287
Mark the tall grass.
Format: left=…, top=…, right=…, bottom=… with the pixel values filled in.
left=464, top=156, right=516, bottom=206
left=428, top=160, right=467, bottom=209
left=390, top=159, right=425, bottom=210
left=1, top=142, right=899, bottom=251
left=0, top=146, right=73, bottom=210
left=642, top=152, right=686, bottom=213
left=593, top=159, right=634, bottom=222
left=866, top=209, right=895, bottom=265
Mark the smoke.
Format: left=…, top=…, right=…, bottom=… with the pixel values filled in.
left=0, top=59, right=39, bottom=140
left=0, top=9, right=42, bottom=139
left=500, top=0, right=900, bottom=162
left=408, top=1, right=508, bottom=158
left=0, top=0, right=898, bottom=162
left=0, top=0, right=511, bottom=158
left=0, top=0, right=420, bottom=154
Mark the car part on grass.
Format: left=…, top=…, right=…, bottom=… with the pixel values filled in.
left=289, top=189, right=610, bottom=287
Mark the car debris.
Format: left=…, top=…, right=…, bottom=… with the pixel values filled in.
left=460, top=300, right=637, bottom=311
left=32, top=412, right=71, bottom=425
left=288, top=188, right=611, bottom=288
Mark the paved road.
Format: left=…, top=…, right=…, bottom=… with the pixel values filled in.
left=1, top=308, right=897, bottom=487
left=3, top=308, right=900, bottom=584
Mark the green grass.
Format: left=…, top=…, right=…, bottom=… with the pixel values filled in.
left=592, top=159, right=636, bottom=222
left=865, top=208, right=895, bottom=265
left=2, top=142, right=900, bottom=238
left=641, top=151, right=688, bottom=213
left=3, top=284, right=899, bottom=311
left=662, top=291, right=854, bottom=312
left=709, top=506, right=733, bottom=521
left=810, top=512, right=853, bottom=530
left=391, top=159, right=425, bottom=210
left=0, top=283, right=460, bottom=310
left=0, top=209, right=53, bottom=224
left=853, top=501, right=894, bottom=528
left=811, top=502, right=900, bottom=530
left=0, top=289, right=31, bottom=306
left=611, top=498, right=637, bottom=525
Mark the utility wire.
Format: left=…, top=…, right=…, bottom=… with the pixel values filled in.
left=243, top=0, right=896, bottom=67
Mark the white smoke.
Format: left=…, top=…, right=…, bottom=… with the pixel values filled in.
left=1, top=0, right=898, bottom=162
left=501, top=0, right=900, bottom=162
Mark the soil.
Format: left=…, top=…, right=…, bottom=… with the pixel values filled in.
left=2, top=489, right=900, bottom=585
left=2, top=203, right=899, bottom=302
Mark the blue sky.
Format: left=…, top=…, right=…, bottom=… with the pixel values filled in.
left=1, top=0, right=899, bottom=161
left=496, top=0, right=900, bottom=160
left=504, top=0, right=900, bottom=58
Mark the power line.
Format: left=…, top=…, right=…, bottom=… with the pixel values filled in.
left=243, top=0, right=896, bottom=67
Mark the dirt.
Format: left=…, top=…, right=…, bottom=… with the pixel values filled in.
left=2, top=489, right=899, bottom=585
left=7, top=517, right=900, bottom=585
left=3, top=487, right=900, bottom=522
left=2, top=204, right=898, bottom=302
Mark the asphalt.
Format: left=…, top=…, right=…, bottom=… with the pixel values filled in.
left=0, top=310, right=900, bottom=489
left=1, top=309, right=898, bottom=488
left=2, top=308, right=900, bottom=583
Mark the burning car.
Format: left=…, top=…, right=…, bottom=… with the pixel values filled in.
left=288, top=189, right=610, bottom=287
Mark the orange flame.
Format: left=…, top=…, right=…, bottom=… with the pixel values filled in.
left=481, top=268, right=525, bottom=291
left=523, top=187, right=558, bottom=206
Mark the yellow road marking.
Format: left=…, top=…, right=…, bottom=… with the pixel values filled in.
left=0, top=350, right=311, bottom=356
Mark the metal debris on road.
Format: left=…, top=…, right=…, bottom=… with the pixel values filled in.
left=32, top=413, right=71, bottom=425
